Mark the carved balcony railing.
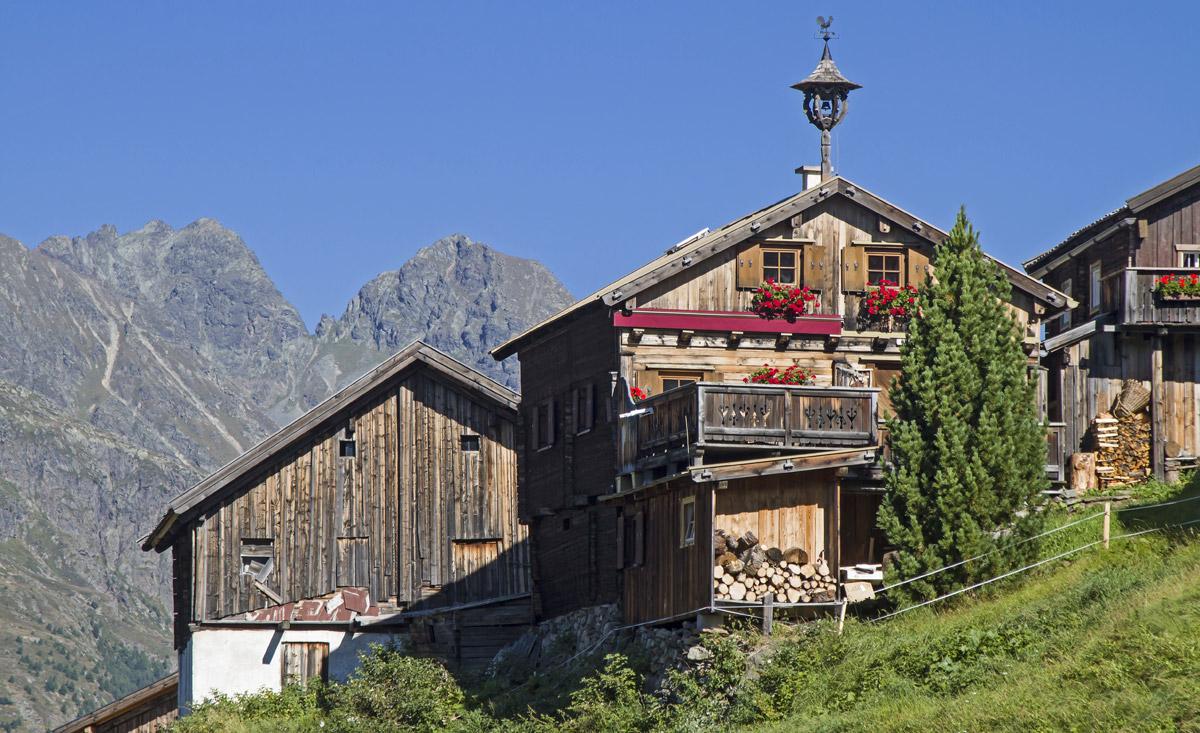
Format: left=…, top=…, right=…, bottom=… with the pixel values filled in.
left=619, top=383, right=879, bottom=476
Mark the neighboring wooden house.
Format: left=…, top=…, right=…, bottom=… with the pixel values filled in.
left=1024, top=162, right=1200, bottom=482
left=52, top=674, right=178, bottom=733
left=491, top=175, right=1069, bottom=625
left=141, top=341, right=530, bottom=709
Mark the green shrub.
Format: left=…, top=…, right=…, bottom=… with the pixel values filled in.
left=533, top=654, right=659, bottom=733
left=328, top=642, right=464, bottom=733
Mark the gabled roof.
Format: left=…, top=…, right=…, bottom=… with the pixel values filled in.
left=143, top=341, right=519, bottom=552
left=53, top=674, right=178, bottom=733
left=491, top=177, right=1070, bottom=360
left=1023, top=162, right=1200, bottom=277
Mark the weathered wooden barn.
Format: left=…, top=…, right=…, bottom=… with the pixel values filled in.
left=141, top=341, right=531, bottom=708
left=53, top=674, right=178, bottom=733
left=492, top=174, right=1069, bottom=625
left=1024, top=162, right=1200, bottom=483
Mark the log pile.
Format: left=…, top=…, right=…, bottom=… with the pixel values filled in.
left=712, top=529, right=837, bottom=604
left=1093, top=409, right=1150, bottom=488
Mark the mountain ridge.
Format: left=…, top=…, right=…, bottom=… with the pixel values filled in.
left=0, top=221, right=575, bottom=729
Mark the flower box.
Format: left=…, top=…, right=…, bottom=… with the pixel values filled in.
left=1154, top=273, right=1200, bottom=299
left=750, top=280, right=819, bottom=321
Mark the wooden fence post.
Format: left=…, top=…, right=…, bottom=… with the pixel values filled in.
left=762, top=594, right=773, bottom=636
left=1103, top=502, right=1111, bottom=549
left=837, top=599, right=848, bottom=634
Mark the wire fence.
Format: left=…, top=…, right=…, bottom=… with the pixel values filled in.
left=870, top=493, right=1200, bottom=623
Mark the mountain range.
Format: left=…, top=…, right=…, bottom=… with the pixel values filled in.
left=0, top=221, right=574, bottom=730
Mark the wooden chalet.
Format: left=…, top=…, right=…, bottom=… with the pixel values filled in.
left=1024, top=162, right=1200, bottom=484
left=141, top=341, right=531, bottom=708
left=492, top=175, right=1069, bottom=625
left=52, top=674, right=178, bottom=733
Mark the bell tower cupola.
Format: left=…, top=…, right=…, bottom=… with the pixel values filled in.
left=791, top=17, right=861, bottom=182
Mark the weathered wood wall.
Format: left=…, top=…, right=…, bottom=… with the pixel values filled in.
left=183, top=368, right=526, bottom=625
left=1056, top=332, right=1200, bottom=470
left=618, top=484, right=712, bottom=625
left=714, top=474, right=833, bottom=567
left=516, top=306, right=623, bottom=617
left=1137, top=187, right=1200, bottom=268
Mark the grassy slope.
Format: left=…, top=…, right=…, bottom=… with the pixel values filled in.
left=164, top=482, right=1200, bottom=733
left=752, top=482, right=1200, bottom=733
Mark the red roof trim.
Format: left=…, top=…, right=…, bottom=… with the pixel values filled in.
left=614, top=308, right=841, bottom=336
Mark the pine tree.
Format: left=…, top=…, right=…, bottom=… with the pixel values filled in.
left=877, top=208, right=1048, bottom=602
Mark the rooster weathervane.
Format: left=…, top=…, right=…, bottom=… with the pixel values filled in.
left=815, top=15, right=835, bottom=41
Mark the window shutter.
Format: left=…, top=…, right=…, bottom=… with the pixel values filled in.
left=802, top=243, right=826, bottom=290
left=842, top=245, right=866, bottom=292
left=548, top=400, right=556, bottom=446
left=585, top=384, right=595, bottom=431
left=530, top=406, right=539, bottom=449
left=909, top=247, right=931, bottom=286
left=633, top=511, right=645, bottom=566
left=615, top=511, right=625, bottom=569
left=736, top=243, right=762, bottom=289
left=569, top=388, right=579, bottom=434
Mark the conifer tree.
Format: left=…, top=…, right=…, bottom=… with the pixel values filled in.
left=877, top=208, right=1047, bottom=601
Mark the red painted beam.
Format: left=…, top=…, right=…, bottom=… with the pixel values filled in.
left=613, top=308, right=841, bottom=336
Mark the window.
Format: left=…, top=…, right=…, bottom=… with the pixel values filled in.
left=460, top=434, right=480, bottom=452
left=282, top=642, right=329, bottom=687
left=1090, top=262, right=1102, bottom=313
left=573, top=384, right=595, bottom=434
left=867, top=251, right=904, bottom=285
left=1060, top=279, right=1072, bottom=329
left=762, top=249, right=798, bottom=284
left=679, top=496, right=696, bottom=548
left=240, top=539, right=274, bottom=580
left=532, top=400, right=554, bottom=450
left=1181, top=252, right=1200, bottom=268
left=339, top=439, right=356, bottom=458
left=657, top=370, right=704, bottom=393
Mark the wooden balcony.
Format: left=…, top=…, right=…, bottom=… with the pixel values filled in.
left=1116, top=269, right=1200, bottom=326
left=618, top=383, right=879, bottom=478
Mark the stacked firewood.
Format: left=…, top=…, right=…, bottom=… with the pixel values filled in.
left=1093, top=409, right=1151, bottom=488
left=712, top=529, right=837, bottom=604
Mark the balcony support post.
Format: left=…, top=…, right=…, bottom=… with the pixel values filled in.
left=1151, top=331, right=1166, bottom=480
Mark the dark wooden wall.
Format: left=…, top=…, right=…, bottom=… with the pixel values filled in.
left=180, top=366, right=526, bottom=627
left=516, top=307, right=623, bottom=617
left=1138, top=187, right=1200, bottom=267
left=619, top=483, right=712, bottom=625
left=517, top=306, right=619, bottom=514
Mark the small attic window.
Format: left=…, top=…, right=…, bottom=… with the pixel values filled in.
left=339, top=439, right=357, bottom=458
left=240, top=539, right=274, bottom=580
left=460, top=434, right=481, bottom=452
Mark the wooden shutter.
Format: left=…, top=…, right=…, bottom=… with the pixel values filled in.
left=736, top=243, right=762, bottom=289
left=842, top=245, right=866, bottom=292
left=570, top=388, right=579, bottom=434
left=802, top=243, right=827, bottom=290
left=547, top=400, right=556, bottom=446
left=530, top=406, right=539, bottom=448
left=909, top=247, right=931, bottom=286
left=615, top=511, right=625, bottom=569
left=282, top=642, right=329, bottom=686
left=633, top=511, right=645, bottom=566
left=585, top=384, right=595, bottom=431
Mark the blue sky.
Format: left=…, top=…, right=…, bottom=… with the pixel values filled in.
left=2, top=2, right=1197, bottom=329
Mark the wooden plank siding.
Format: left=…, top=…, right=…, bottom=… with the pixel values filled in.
left=618, top=483, right=713, bottom=625
left=180, top=366, right=526, bottom=627
left=714, top=474, right=833, bottom=568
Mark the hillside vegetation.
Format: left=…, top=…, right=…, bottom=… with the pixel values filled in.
left=168, top=479, right=1200, bottom=733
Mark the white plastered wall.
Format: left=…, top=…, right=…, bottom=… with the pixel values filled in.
left=178, top=626, right=400, bottom=711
